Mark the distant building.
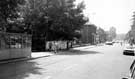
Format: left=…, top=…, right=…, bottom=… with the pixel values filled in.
left=80, top=24, right=97, bottom=44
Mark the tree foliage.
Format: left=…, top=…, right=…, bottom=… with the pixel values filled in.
left=130, top=12, right=135, bottom=39
left=48, top=0, right=87, bottom=40
left=0, top=0, right=25, bottom=31
left=22, top=0, right=88, bottom=40
left=125, top=12, right=135, bottom=40
left=107, top=26, right=116, bottom=41
left=132, top=12, right=135, bottom=28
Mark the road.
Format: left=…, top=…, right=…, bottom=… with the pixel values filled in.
left=0, top=44, right=134, bottom=79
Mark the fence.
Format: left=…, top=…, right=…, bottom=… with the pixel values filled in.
left=46, top=41, right=73, bottom=51
left=0, top=32, right=31, bottom=60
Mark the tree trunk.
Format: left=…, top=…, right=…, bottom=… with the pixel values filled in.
left=66, top=41, right=69, bottom=50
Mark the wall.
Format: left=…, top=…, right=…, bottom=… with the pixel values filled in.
left=0, top=32, right=31, bottom=60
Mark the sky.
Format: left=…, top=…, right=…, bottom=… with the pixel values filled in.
left=75, top=0, right=135, bottom=34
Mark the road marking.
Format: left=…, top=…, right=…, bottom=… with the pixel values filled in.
left=64, top=64, right=78, bottom=70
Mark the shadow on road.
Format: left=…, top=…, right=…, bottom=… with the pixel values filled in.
left=0, top=61, right=43, bottom=79
left=57, top=49, right=102, bottom=55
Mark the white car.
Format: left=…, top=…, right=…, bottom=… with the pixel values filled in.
left=105, top=42, right=113, bottom=45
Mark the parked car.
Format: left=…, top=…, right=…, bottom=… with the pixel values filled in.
left=123, top=46, right=135, bottom=56
left=122, top=46, right=135, bottom=79
left=122, top=60, right=135, bottom=79
left=105, top=42, right=113, bottom=45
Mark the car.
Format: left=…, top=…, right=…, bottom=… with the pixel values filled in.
left=123, top=46, right=135, bottom=56
left=105, top=42, right=113, bottom=45
left=122, top=46, right=135, bottom=79
left=122, top=60, right=135, bottom=79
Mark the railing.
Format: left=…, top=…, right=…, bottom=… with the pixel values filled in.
left=0, top=32, right=31, bottom=60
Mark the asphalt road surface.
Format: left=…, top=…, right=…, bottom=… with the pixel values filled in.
left=0, top=44, right=134, bottom=79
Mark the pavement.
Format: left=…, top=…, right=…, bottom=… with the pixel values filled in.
left=31, top=52, right=53, bottom=58
left=0, top=44, right=101, bottom=64
left=0, top=52, right=54, bottom=64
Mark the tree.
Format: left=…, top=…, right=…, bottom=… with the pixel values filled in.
left=46, top=0, right=88, bottom=49
left=22, top=0, right=88, bottom=40
left=46, top=0, right=88, bottom=40
left=107, top=27, right=117, bottom=41
left=21, top=0, right=52, bottom=51
left=131, top=12, right=135, bottom=28
left=0, top=0, right=25, bottom=31
left=129, top=12, right=135, bottom=39
left=125, top=12, right=135, bottom=42
left=21, top=0, right=88, bottom=51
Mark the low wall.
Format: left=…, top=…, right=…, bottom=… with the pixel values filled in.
left=46, top=41, right=73, bottom=50
left=46, top=41, right=67, bottom=50
left=0, top=32, right=31, bottom=60
left=0, top=47, right=31, bottom=60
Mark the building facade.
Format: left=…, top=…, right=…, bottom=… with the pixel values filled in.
left=80, top=24, right=97, bottom=44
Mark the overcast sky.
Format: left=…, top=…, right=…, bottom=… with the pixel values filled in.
left=76, top=0, right=135, bottom=34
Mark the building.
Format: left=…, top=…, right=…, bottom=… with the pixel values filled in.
left=80, top=24, right=97, bottom=44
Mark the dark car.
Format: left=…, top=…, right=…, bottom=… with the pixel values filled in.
left=123, top=46, right=135, bottom=56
